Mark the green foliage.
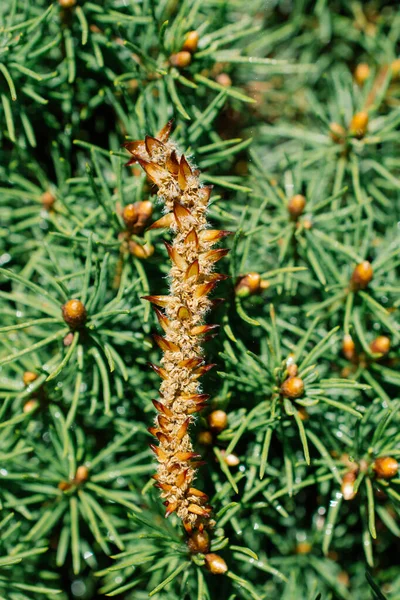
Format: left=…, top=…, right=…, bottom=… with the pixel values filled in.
left=0, top=0, right=399, bottom=598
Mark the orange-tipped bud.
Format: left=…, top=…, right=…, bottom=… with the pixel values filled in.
left=235, top=272, right=261, bottom=297
left=170, top=51, right=192, bottom=68
left=207, top=410, right=228, bottom=433
left=184, top=229, right=199, bottom=248
left=153, top=334, right=180, bottom=353
left=286, top=363, right=298, bottom=377
left=288, top=194, right=306, bottom=219
left=41, top=190, right=56, bottom=211
left=58, top=480, right=72, bottom=491
left=150, top=444, right=168, bottom=462
left=165, top=501, right=178, bottom=518
left=190, top=324, right=219, bottom=336
left=199, top=229, right=232, bottom=244
left=59, top=0, right=76, bottom=7
left=280, top=376, right=305, bottom=399
left=216, top=73, right=232, bottom=87
left=351, top=261, right=373, bottom=290
left=148, top=363, right=169, bottom=379
left=122, top=203, right=139, bottom=230
left=341, top=471, right=357, bottom=500
left=173, top=202, right=192, bottom=228
left=185, top=260, right=200, bottom=281
left=23, top=399, right=39, bottom=414
left=187, top=504, right=211, bottom=517
left=176, top=418, right=191, bottom=441
left=152, top=399, right=173, bottom=417
left=201, top=248, right=230, bottom=264
left=354, top=63, right=370, bottom=85
left=145, top=135, right=165, bottom=157
left=147, top=212, right=175, bottom=231
left=373, top=457, right=398, bottom=479
left=75, top=465, right=89, bottom=484
left=204, top=553, right=228, bottom=575
left=182, top=30, right=199, bottom=53
left=128, top=240, right=154, bottom=259
left=23, top=371, right=38, bottom=386
left=349, top=111, right=369, bottom=138
left=329, top=122, right=346, bottom=144
left=142, top=295, right=174, bottom=308
left=342, top=335, right=356, bottom=360
left=222, top=452, right=240, bottom=467
left=370, top=336, right=390, bottom=356
left=164, top=242, right=188, bottom=269
left=62, top=299, right=87, bottom=329
left=187, top=529, right=210, bottom=553
left=296, top=542, right=312, bottom=555
left=194, top=281, right=217, bottom=299
left=174, top=451, right=201, bottom=462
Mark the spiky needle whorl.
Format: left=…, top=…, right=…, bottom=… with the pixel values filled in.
left=124, top=122, right=230, bottom=528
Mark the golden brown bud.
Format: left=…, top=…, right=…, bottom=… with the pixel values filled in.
left=329, top=122, right=346, bottom=144
left=295, top=542, right=312, bottom=554
left=286, top=363, right=298, bottom=378
left=351, top=261, right=373, bottom=290
left=136, top=200, right=153, bottom=223
left=75, top=465, right=89, bottom=484
left=170, top=51, right=192, bottom=68
left=280, top=376, right=305, bottom=399
left=373, top=457, right=398, bottom=480
left=23, top=399, right=39, bottom=414
left=341, top=471, right=357, bottom=500
left=354, top=63, right=370, bottom=85
left=187, top=529, right=210, bottom=554
left=23, top=371, right=38, bottom=386
left=122, top=203, right=139, bottom=230
left=235, top=272, right=261, bottom=297
left=182, top=31, right=199, bottom=54
left=198, top=431, right=213, bottom=446
left=288, top=194, right=306, bottom=219
left=204, top=553, right=228, bottom=575
left=59, top=0, right=76, bottom=7
left=41, top=191, right=56, bottom=211
left=61, top=299, right=87, bottom=329
left=370, top=336, right=390, bottom=356
left=58, top=481, right=72, bottom=491
left=222, top=452, right=240, bottom=467
left=342, top=335, right=356, bottom=361
left=349, top=111, right=369, bottom=138
left=207, top=410, right=228, bottom=433
left=128, top=240, right=154, bottom=259
left=391, top=58, right=400, bottom=79
left=216, top=73, right=232, bottom=87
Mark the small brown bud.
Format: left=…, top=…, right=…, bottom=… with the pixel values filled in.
left=295, top=541, right=312, bottom=554
left=198, top=431, right=213, bottom=446
left=75, top=465, right=89, bottom=484
left=63, top=332, right=75, bottom=346
left=329, top=122, right=346, bottom=144
left=341, top=471, right=357, bottom=500
left=204, top=553, right=228, bottom=575
left=128, top=240, right=154, bottom=259
left=280, top=376, right=304, bottom=399
left=23, top=371, right=38, bottom=386
left=297, top=407, right=309, bottom=421
left=349, top=111, right=369, bottom=138
left=391, top=58, right=400, bottom=79
left=170, top=51, right=192, bottom=68
left=222, top=452, right=240, bottom=467
left=23, top=399, right=39, bottom=414
left=351, top=261, right=373, bottom=289
left=61, top=299, right=87, bottom=329
left=342, top=335, right=356, bottom=361
left=235, top=272, right=261, bottom=297
left=207, top=410, right=228, bottom=433
left=370, top=336, right=390, bottom=356
left=302, top=218, right=313, bottom=230
left=216, top=73, right=232, bottom=87
left=136, top=200, right=153, bottom=224
left=354, top=63, right=370, bottom=85
left=182, top=31, right=199, bottom=54
left=286, top=363, right=298, bottom=378
left=187, top=529, right=210, bottom=554
left=373, top=457, right=398, bottom=480
left=41, top=191, right=56, bottom=211
left=59, top=0, right=76, bottom=7
left=58, top=481, right=72, bottom=491
left=288, top=194, right=306, bottom=219
left=122, top=204, right=139, bottom=230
